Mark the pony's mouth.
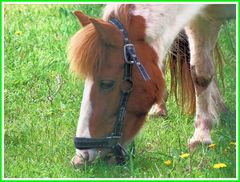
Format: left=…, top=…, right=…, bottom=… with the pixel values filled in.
left=71, top=149, right=129, bottom=168
left=71, top=149, right=117, bottom=167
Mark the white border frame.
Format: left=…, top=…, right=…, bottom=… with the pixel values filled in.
left=1, top=2, right=238, bottom=180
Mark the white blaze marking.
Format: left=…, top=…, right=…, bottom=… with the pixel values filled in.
left=75, top=79, right=97, bottom=161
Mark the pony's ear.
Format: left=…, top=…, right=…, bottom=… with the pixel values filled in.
left=90, top=18, right=123, bottom=46
left=74, top=10, right=91, bottom=27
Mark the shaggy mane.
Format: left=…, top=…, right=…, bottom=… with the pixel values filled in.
left=68, top=4, right=133, bottom=78
left=68, top=24, right=104, bottom=78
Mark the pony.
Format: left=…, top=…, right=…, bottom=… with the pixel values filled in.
left=68, top=4, right=236, bottom=166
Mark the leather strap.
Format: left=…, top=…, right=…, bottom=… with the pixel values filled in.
left=74, top=136, right=120, bottom=149
left=109, top=18, right=151, bottom=81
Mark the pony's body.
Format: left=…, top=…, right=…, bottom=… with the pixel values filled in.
left=69, top=4, right=236, bottom=166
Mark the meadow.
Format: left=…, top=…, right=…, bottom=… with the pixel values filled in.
left=3, top=4, right=237, bottom=178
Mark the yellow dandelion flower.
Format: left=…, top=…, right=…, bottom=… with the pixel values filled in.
left=180, top=153, right=190, bottom=159
left=230, top=141, right=236, bottom=146
left=15, top=31, right=22, bottom=36
left=208, top=143, right=216, bottom=149
left=164, top=160, right=171, bottom=166
left=213, top=163, right=227, bottom=169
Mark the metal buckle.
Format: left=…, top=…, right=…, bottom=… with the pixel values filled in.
left=120, top=78, right=133, bottom=94
left=124, top=44, right=135, bottom=64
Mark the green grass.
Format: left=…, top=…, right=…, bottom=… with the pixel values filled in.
left=3, top=4, right=236, bottom=178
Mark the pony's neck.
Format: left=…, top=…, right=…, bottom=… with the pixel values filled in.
left=133, top=4, right=206, bottom=63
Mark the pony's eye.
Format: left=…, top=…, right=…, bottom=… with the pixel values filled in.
left=99, top=80, right=115, bottom=90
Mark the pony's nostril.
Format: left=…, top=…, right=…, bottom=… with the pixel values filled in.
left=71, top=151, right=90, bottom=168
left=83, top=151, right=89, bottom=161
left=71, top=154, right=85, bottom=168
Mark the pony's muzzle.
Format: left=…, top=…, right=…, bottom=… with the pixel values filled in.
left=71, top=149, right=97, bottom=167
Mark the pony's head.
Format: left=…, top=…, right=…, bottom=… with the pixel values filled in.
left=68, top=9, right=165, bottom=164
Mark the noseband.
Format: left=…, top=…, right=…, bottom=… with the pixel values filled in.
left=74, top=18, right=150, bottom=164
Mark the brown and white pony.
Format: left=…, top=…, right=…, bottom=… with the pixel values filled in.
left=68, top=4, right=236, bottom=166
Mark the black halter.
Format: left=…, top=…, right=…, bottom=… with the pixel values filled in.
left=74, top=18, right=150, bottom=164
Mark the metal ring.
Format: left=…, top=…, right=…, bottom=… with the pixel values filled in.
left=120, top=78, right=133, bottom=93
